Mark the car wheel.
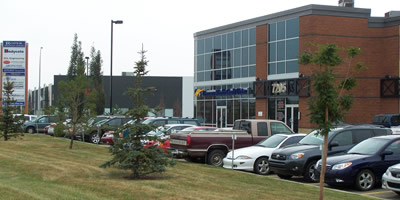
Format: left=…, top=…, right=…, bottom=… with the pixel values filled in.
left=254, top=157, right=270, bottom=175
left=355, top=169, right=375, bottom=191
left=277, top=174, right=292, bottom=179
left=27, top=127, right=35, bottom=134
left=304, top=160, right=318, bottom=183
left=90, top=132, right=100, bottom=144
left=207, top=149, right=225, bottom=167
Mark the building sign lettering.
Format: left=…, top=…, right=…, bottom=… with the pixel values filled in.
left=271, top=82, right=287, bottom=94
left=195, top=88, right=248, bottom=97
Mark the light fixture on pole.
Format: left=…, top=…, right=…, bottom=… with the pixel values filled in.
left=110, top=19, right=123, bottom=115
left=85, top=56, right=89, bottom=79
left=38, top=47, right=43, bottom=116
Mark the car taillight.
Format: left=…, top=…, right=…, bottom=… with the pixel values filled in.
left=186, top=135, right=191, bottom=147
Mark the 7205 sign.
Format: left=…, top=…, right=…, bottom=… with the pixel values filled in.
left=271, top=82, right=287, bottom=94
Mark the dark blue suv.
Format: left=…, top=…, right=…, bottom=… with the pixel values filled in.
left=373, top=114, right=400, bottom=128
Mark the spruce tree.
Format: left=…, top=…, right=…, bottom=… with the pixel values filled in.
left=89, top=46, right=105, bottom=115
left=67, top=33, right=85, bottom=80
left=100, top=46, right=175, bottom=178
left=0, top=78, right=24, bottom=141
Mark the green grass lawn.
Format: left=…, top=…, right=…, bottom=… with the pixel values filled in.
left=0, top=134, right=374, bottom=200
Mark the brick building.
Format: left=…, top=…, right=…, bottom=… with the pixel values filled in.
left=193, top=4, right=400, bottom=132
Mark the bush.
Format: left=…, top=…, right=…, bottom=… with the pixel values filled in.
left=54, top=124, right=66, bottom=137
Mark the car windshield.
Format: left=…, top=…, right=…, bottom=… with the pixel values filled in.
left=299, top=130, right=332, bottom=145
left=141, top=119, right=154, bottom=125
left=256, top=135, right=287, bottom=148
left=95, top=119, right=109, bottom=126
left=347, top=138, right=389, bottom=155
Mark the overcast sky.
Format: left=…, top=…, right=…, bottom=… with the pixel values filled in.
left=1, top=0, right=398, bottom=90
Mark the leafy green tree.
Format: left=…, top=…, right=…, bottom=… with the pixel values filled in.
left=100, top=46, right=175, bottom=178
left=89, top=46, right=105, bottom=115
left=299, top=43, right=367, bottom=200
left=0, top=78, right=24, bottom=141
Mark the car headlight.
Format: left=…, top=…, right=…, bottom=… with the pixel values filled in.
left=385, top=167, right=392, bottom=176
left=235, top=155, right=252, bottom=160
left=290, top=153, right=305, bottom=160
left=332, top=162, right=352, bottom=170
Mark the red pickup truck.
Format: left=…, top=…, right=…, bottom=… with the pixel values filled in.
left=169, top=119, right=295, bottom=166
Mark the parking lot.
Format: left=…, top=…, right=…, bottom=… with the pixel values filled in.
left=268, top=175, right=400, bottom=200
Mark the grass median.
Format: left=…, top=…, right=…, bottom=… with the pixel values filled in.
left=0, top=134, right=373, bottom=200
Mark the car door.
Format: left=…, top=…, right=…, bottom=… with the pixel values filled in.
left=36, top=116, right=50, bottom=131
left=328, top=130, right=354, bottom=155
left=374, top=139, right=400, bottom=177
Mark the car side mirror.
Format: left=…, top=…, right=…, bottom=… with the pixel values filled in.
left=381, top=150, right=393, bottom=156
left=328, top=141, right=339, bottom=150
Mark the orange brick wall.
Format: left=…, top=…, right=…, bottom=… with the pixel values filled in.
left=256, top=25, right=268, bottom=119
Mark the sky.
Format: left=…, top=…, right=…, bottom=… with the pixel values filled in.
left=0, top=0, right=399, bottom=90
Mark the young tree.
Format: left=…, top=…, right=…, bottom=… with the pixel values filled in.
left=89, top=46, right=105, bottom=115
left=299, top=43, right=367, bottom=200
left=100, top=46, right=175, bottom=178
left=0, top=78, right=24, bottom=141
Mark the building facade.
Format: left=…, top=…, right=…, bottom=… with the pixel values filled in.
left=194, top=4, right=400, bottom=131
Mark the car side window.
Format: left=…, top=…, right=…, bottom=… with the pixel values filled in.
left=331, top=130, right=353, bottom=146
left=153, top=120, right=166, bottom=127
left=374, top=129, right=389, bottom=136
left=384, top=140, right=400, bottom=156
left=352, top=130, right=374, bottom=144
left=270, top=122, right=292, bottom=135
left=108, top=118, right=122, bottom=127
left=183, top=120, right=198, bottom=125
left=280, top=136, right=303, bottom=147
left=167, top=120, right=179, bottom=124
left=257, top=122, right=268, bottom=136
left=38, top=117, right=49, bottom=123
left=392, top=116, right=400, bottom=126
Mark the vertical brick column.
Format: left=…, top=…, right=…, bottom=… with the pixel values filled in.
left=256, top=24, right=268, bottom=119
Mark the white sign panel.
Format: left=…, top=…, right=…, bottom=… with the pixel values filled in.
left=2, top=41, right=26, bottom=106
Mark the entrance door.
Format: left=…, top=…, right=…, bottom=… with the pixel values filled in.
left=216, top=106, right=227, bottom=128
left=285, top=104, right=299, bottom=133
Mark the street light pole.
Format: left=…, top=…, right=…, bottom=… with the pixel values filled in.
left=110, top=20, right=123, bottom=115
left=38, top=47, right=43, bottom=116
left=85, top=56, right=89, bottom=79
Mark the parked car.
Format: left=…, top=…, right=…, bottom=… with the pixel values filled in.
left=269, top=125, right=391, bottom=182
left=141, top=117, right=201, bottom=126
left=23, top=115, right=57, bottom=133
left=45, top=123, right=57, bottom=136
left=315, top=135, right=400, bottom=191
left=373, top=114, right=400, bottom=128
left=382, top=163, right=400, bottom=195
left=169, top=119, right=295, bottom=166
left=223, top=134, right=306, bottom=175
left=86, top=116, right=131, bottom=144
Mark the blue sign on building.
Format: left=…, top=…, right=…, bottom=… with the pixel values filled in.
left=3, top=41, right=26, bottom=47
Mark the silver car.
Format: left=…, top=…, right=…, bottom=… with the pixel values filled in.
left=382, top=163, right=400, bottom=195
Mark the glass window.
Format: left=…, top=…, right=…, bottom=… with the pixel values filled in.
left=249, top=28, right=256, bottom=45
left=205, top=38, right=212, bottom=53
left=331, top=131, right=353, bottom=146
left=353, top=130, right=374, bottom=144
left=242, top=47, right=248, bottom=65
left=268, top=23, right=276, bottom=42
left=268, top=43, right=276, bottom=62
left=183, top=120, right=199, bottom=125
left=221, top=69, right=227, bottom=80
left=277, top=41, right=285, bottom=61
left=197, top=72, right=204, bottom=82
left=257, top=122, right=269, bottom=136
left=227, top=33, right=234, bottom=49
left=205, top=71, right=212, bottom=81
left=222, top=34, right=227, bottom=50
left=167, top=120, right=179, bottom=124
left=215, top=70, right=221, bottom=80
left=108, top=118, right=122, bottom=127
left=227, top=50, right=233, bottom=68
left=241, top=66, right=248, bottom=78
left=271, top=122, right=292, bottom=135
left=241, top=99, right=248, bottom=119
left=249, top=99, right=255, bottom=119
left=286, top=38, right=298, bottom=60
left=385, top=140, right=400, bottom=156
left=234, top=49, right=241, bottom=66
left=277, top=62, right=285, bottom=74
left=153, top=120, right=166, bottom=127
left=214, top=35, right=221, bottom=51
left=38, top=117, right=49, bottom=123
left=233, top=67, right=240, bottom=78
left=286, top=61, right=298, bottom=73
left=281, top=136, right=303, bottom=147
left=242, top=29, right=249, bottom=46
left=197, top=55, right=204, bottom=71
left=227, top=68, right=232, bottom=79
left=197, top=101, right=205, bottom=124
left=286, top=18, right=299, bottom=38
left=205, top=53, right=212, bottom=70
left=277, top=21, right=285, bottom=40
left=197, top=39, right=205, bottom=55
left=268, top=63, right=276, bottom=75
left=214, top=52, right=221, bottom=69
left=249, top=46, right=256, bottom=65
left=249, top=65, right=256, bottom=77
left=234, top=31, right=241, bottom=48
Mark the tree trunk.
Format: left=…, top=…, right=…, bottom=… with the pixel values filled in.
left=69, top=123, right=76, bottom=149
left=319, top=106, right=329, bottom=200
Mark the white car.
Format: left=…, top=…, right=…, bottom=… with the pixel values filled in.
left=223, top=134, right=306, bottom=175
left=382, top=163, right=400, bottom=195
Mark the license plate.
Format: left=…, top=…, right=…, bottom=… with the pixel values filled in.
left=170, top=139, right=186, bottom=145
